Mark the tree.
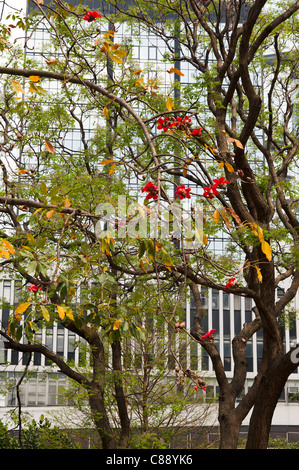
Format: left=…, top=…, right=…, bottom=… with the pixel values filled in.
left=0, top=0, right=298, bottom=449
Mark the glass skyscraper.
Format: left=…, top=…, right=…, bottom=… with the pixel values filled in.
left=0, top=0, right=298, bottom=445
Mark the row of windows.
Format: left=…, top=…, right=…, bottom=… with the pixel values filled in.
left=0, top=372, right=67, bottom=407
left=0, top=280, right=298, bottom=375
left=1, top=370, right=299, bottom=408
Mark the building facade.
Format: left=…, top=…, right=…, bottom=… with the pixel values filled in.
left=0, top=0, right=298, bottom=445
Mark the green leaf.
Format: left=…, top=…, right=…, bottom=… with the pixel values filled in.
left=16, top=325, right=23, bottom=341
left=27, top=260, right=37, bottom=274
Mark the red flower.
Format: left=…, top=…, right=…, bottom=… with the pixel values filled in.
left=201, top=329, right=216, bottom=341
left=203, top=184, right=219, bottom=198
left=191, top=128, right=202, bottom=136
left=174, top=184, right=191, bottom=200
left=28, top=284, right=41, bottom=292
left=225, top=277, right=235, bottom=289
left=142, top=182, right=158, bottom=200
left=83, top=11, right=102, bottom=22
left=213, top=176, right=229, bottom=187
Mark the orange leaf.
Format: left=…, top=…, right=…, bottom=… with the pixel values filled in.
left=213, top=210, right=220, bottom=224
left=113, top=319, right=121, bottom=330
left=225, top=207, right=241, bottom=224
left=1, top=240, right=15, bottom=254
left=29, top=75, right=40, bottom=82
left=45, top=140, right=54, bottom=154
left=109, top=163, right=117, bottom=175
left=99, top=159, right=114, bottom=165
left=11, top=80, right=25, bottom=94
left=64, top=199, right=71, bottom=207
left=45, top=59, right=57, bottom=65
left=167, top=67, right=184, bottom=76
left=46, top=210, right=55, bottom=219
left=220, top=211, right=231, bottom=229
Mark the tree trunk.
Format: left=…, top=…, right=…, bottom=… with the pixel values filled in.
left=246, top=374, right=283, bottom=448
left=111, top=340, right=131, bottom=447
left=88, top=384, right=117, bottom=449
left=246, top=352, right=297, bottom=449
left=218, top=389, right=242, bottom=449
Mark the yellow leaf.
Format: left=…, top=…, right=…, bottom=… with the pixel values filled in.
left=103, top=106, right=109, bottom=118
left=33, top=208, right=43, bottom=215
left=225, top=162, right=235, bottom=172
left=257, top=226, right=264, bottom=242
left=11, top=80, right=25, bottom=94
left=166, top=95, right=174, bottom=112
left=113, top=319, right=121, bottom=330
left=255, top=265, right=263, bottom=282
left=261, top=240, right=272, bottom=261
left=45, top=140, right=54, bottom=154
left=29, top=75, right=40, bottom=82
left=41, top=305, right=50, bottom=322
left=46, top=210, right=55, bottom=219
left=26, top=232, right=35, bottom=245
left=195, top=228, right=208, bottom=245
left=57, top=305, right=65, bottom=320
left=15, top=302, right=31, bottom=315
left=213, top=210, right=220, bottom=224
left=110, top=54, right=123, bottom=64
left=167, top=67, right=184, bottom=76
left=65, top=308, right=74, bottom=321
left=219, top=161, right=225, bottom=169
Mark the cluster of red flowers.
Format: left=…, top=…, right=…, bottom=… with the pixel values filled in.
left=225, top=277, right=235, bottom=289
left=157, top=115, right=191, bottom=132
left=83, top=10, right=102, bottom=22
left=174, top=184, right=191, bottom=200
left=201, top=328, right=216, bottom=341
left=157, top=115, right=203, bottom=136
left=28, top=284, right=41, bottom=292
left=191, top=127, right=202, bottom=136
left=194, top=379, right=206, bottom=392
left=175, top=367, right=206, bottom=392
left=203, top=176, right=229, bottom=198
left=142, top=181, right=158, bottom=200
